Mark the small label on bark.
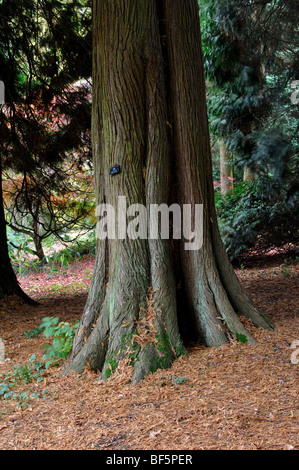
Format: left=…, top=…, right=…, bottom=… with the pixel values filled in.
left=109, top=164, right=121, bottom=176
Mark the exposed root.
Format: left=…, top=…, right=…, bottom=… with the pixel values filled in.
left=104, top=287, right=183, bottom=384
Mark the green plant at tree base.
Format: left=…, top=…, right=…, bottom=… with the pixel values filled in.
left=157, top=375, right=188, bottom=389
left=24, top=316, right=79, bottom=368
left=235, top=333, right=248, bottom=344
left=38, top=317, right=80, bottom=369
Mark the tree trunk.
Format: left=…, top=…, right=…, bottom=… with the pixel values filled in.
left=0, top=159, right=36, bottom=304
left=32, top=232, right=45, bottom=261
left=220, top=140, right=233, bottom=196
left=243, top=167, right=256, bottom=181
left=63, top=0, right=273, bottom=383
left=32, top=210, right=45, bottom=261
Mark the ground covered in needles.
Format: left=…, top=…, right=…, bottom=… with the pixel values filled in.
left=0, top=253, right=298, bottom=450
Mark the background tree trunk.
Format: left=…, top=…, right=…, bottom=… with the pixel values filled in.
left=243, top=167, right=256, bottom=181
left=64, top=0, right=273, bottom=383
left=220, top=140, right=233, bottom=196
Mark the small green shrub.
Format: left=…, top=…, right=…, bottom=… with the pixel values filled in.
left=38, top=316, right=79, bottom=368
left=0, top=354, right=46, bottom=408
left=174, top=376, right=188, bottom=384
left=0, top=316, right=79, bottom=409
left=157, top=375, right=188, bottom=389
left=235, top=333, right=248, bottom=344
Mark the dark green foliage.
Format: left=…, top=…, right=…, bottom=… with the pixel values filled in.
left=199, top=0, right=299, bottom=257
left=200, top=0, right=298, bottom=180
left=215, top=178, right=299, bottom=260
left=24, top=325, right=44, bottom=338
left=23, top=316, right=80, bottom=371
left=0, top=0, right=92, bottom=164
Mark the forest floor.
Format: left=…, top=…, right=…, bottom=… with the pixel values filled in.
left=0, top=250, right=298, bottom=450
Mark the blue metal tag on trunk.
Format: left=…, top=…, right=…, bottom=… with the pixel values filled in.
left=109, top=164, right=120, bottom=176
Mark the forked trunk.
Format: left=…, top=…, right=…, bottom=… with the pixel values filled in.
left=64, top=0, right=273, bottom=383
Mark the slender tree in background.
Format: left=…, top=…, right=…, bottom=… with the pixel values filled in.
left=65, top=0, right=273, bottom=383
left=219, top=140, right=234, bottom=196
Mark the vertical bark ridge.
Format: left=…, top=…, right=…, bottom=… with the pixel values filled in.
left=131, top=0, right=185, bottom=382
left=163, top=0, right=226, bottom=345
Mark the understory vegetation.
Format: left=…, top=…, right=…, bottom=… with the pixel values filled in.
left=215, top=178, right=298, bottom=260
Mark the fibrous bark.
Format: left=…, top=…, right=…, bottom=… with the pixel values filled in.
left=63, top=0, right=273, bottom=383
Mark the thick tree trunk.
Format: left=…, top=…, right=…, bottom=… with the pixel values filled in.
left=164, top=0, right=272, bottom=345
left=0, top=160, right=36, bottom=304
left=63, top=0, right=273, bottom=383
